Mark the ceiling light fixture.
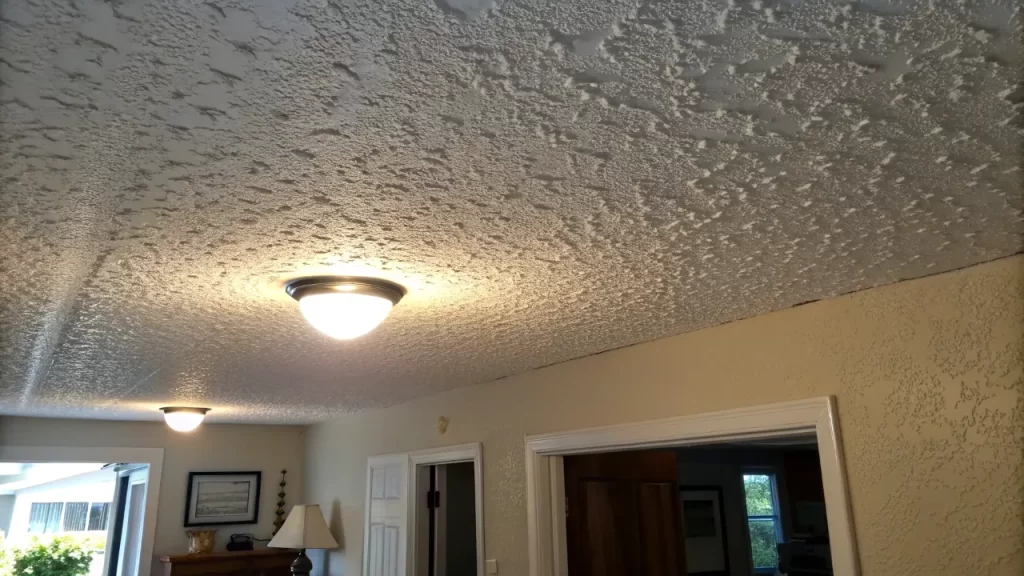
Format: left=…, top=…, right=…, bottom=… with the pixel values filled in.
left=160, top=407, right=210, bottom=432
left=286, top=277, right=405, bottom=340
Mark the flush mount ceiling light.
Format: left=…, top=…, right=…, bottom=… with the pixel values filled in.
left=286, top=277, right=405, bottom=340
left=160, top=407, right=210, bottom=432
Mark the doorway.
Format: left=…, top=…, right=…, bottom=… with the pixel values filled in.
left=525, top=397, right=858, bottom=576
left=109, top=465, right=150, bottom=576
left=0, top=462, right=150, bottom=576
left=0, top=447, right=163, bottom=576
left=415, top=462, right=477, bottom=576
left=408, top=444, right=484, bottom=576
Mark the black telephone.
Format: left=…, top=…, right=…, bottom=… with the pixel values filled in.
left=226, top=534, right=254, bottom=551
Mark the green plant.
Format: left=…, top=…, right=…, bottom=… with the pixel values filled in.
left=60, top=534, right=105, bottom=553
left=7, top=536, right=93, bottom=576
left=748, top=519, right=779, bottom=568
left=1, top=531, right=9, bottom=573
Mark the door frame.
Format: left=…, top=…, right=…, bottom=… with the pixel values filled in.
left=116, top=466, right=150, bottom=576
left=524, top=396, right=858, bottom=576
left=0, top=446, right=164, bottom=576
left=408, top=443, right=484, bottom=576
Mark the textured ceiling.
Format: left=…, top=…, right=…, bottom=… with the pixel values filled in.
left=1, top=0, right=1021, bottom=423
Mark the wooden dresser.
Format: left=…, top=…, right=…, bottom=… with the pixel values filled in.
left=159, top=549, right=296, bottom=576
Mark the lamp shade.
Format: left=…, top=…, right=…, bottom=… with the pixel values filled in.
left=268, top=505, right=338, bottom=550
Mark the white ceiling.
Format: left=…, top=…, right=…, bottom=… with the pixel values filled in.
left=1, top=0, right=1020, bottom=423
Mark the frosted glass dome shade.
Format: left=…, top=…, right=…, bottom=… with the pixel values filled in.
left=298, top=292, right=394, bottom=339
left=161, top=407, right=209, bottom=432
left=287, top=277, right=405, bottom=340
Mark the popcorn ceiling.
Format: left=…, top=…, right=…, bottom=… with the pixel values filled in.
left=0, top=0, right=1020, bottom=422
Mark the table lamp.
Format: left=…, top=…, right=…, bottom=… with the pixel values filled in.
left=268, top=504, right=339, bottom=576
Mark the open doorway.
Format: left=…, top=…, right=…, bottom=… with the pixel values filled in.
left=409, top=444, right=484, bottom=576
left=0, top=462, right=151, bottom=576
left=414, top=462, right=477, bottom=576
left=562, top=437, right=830, bottom=576
left=0, top=446, right=162, bottom=576
left=525, top=397, right=858, bottom=576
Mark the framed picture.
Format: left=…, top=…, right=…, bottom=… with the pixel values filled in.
left=184, top=471, right=262, bottom=527
left=680, top=486, right=729, bottom=576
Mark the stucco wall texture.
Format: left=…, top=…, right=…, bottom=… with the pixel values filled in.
left=305, top=254, right=1024, bottom=576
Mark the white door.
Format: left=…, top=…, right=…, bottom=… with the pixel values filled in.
left=117, top=467, right=149, bottom=576
left=363, top=455, right=408, bottom=576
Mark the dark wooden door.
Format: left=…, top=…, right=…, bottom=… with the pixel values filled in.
left=564, top=450, right=687, bottom=576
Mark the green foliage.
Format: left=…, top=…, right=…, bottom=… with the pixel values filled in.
left=748, top=520, right=779, bottom=568
left=743, top=474, right=774, bottom=515
left=743, top=474, right=778, bottom=568
left=3, top=536, right=94, bottom=576
left=1, top=531, right=9, bottom=572
left=67, top=534, right=105, bottom=553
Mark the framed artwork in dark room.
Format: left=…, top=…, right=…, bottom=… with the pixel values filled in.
left=681, top=486, right=729, bottom=576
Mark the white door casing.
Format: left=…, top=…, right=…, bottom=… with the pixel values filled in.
left=117, top=467, right=149, bottom=576
left=364, top=445, right=484, bottom=576
left=407, top=444, right=484, bottom=576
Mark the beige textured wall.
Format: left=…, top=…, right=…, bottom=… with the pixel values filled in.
left=305, top=255, right=1024, bottom=576
left=0, top=418, right=304, bottom=567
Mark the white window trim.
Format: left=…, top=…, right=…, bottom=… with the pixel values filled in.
left=524, top=396, right=859, bottom=576
left=0, top=446, right=163, bottom=576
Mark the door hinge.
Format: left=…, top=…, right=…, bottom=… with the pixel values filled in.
left=427, top=490, right=441, bottom=509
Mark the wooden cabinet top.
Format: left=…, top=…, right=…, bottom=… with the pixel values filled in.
left=160, top=548, right=296, bottom=564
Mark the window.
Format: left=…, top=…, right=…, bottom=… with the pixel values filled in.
left=88, top=502, right=110, bottom=531
left=26, top=501, right=111, bottom=534
left=28, top=503, right=63, bottom=534
left=62, top=502, right=90, bottom=531
left=743, top=473, right=782, bottom=571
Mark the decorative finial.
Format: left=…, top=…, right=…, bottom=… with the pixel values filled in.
left=273, top=469, right=288, bottom=535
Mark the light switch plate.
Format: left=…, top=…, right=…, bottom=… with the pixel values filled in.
left=485, top=559, right=498, bottom=574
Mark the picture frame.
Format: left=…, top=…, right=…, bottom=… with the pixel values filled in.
left=680, top=486, right=730, bottom=576
left=184, top=471, right=262, bottom=527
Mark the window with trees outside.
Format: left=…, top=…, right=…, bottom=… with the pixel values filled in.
left=743, top=473, right=782, bottom=572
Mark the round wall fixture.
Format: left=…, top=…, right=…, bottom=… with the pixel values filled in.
left=160, top=407, right=210, bottom=432
left=285, top=276, right=405, bottom=340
